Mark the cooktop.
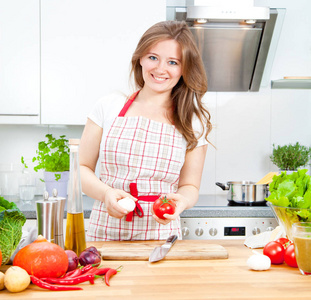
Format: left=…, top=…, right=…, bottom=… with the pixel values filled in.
left=196, top=194, right=268, bottom=207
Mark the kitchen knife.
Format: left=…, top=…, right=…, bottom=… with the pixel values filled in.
left=149, top=235, right=178, bottom=263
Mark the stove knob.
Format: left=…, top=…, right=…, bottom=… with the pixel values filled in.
left=195, top=227, right=203, bottom=236
left=267, top=227, right=274, bottom=231
left=182, top=227, right=189, bottom=237
left=252, top=227, right=261, bottom=235
left=209, top=228, right=218, bottom=236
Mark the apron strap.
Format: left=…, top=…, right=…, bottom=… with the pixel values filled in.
left=118, top=91, right=140, bottom=117
left=125, top=182, right=160, bottom=222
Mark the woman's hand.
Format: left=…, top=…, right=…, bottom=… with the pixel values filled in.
left=153, top=145, right=208, bottom=224
left=152, top=193, right=189, bottom=225
left=104, top=188, right=137, bottom=219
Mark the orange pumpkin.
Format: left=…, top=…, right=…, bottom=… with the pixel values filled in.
left=13, top=235, right=68, bottom=278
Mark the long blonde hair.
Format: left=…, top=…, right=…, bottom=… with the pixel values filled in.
left=131, top=21, right=212, bottom=150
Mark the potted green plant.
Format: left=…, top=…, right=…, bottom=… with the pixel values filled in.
left=22, top=134, right=70, bottom=197
left=270, top=142, right=311, bottom=171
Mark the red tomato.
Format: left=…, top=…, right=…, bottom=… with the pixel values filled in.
left=275, top=237, right=292, bottom=248
left=284, top=243, right=298, bottom=268
left=153, top=196, right=176, bottom=220
left=263, top=241, right=285, bottom=264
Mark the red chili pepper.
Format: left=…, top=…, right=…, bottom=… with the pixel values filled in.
left=31, top=276, right=83, bottom=291
left=104, top=268, right=117, bottom=286
left=84, top=268, right=98, bottom=275
left=62, top=269, right=76, bottom=278
left=93, top=267, right=110, bottom=276
left=63, top=268, right=82, bottom=278
left=81, top=264, right=95, bottom=274
left=42, top=274, right=95, bottom=285
left=83, top=264, right=109, bottom=275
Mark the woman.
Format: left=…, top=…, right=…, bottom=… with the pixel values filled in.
left=79, top=20, right=212, bottom=241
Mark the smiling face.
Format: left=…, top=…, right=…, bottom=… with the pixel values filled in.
left=139, top=39, right=182, bottom=95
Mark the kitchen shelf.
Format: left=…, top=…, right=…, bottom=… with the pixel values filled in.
left=271, top=79, right=311, bottom=89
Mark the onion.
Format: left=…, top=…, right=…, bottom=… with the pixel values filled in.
left=247, top=251, right=271, bottom=271
left=84, top=246, right=100, bottom=256
left=65, top=250, right=79, bottom=272
left=118, top=197, right=136, bottom=212
left=79, top=246, right=101, bottom=266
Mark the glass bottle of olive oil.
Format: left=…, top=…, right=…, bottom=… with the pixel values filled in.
left=65, top=139, right=86, bottom=256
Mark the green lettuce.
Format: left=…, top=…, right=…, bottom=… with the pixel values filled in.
left=0, top=196, right=26, bottom=265
left=267, top=169, right=311, bottom=207
left=266, top=169, right=311, bottom=230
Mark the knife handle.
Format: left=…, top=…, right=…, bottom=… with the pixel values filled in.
left=166, top=235, right=178, bottom=245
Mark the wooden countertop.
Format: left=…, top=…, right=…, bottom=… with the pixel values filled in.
left=1, top=240, right=310, bottom=299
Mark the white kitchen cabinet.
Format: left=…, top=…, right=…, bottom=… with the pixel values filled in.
left=41, top=0, right=166, bottom=125
left=0, top=0, right=40, bottom=124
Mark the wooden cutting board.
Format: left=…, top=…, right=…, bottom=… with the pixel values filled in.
left=96, top=240, right=228, bottom=261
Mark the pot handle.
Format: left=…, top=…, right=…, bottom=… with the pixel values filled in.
left=215, top=182, right=229, bottom=191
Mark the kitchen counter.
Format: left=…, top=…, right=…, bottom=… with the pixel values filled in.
left=0, top=240, right=310, bottom=299
left=15, top=194, right=275, bottom=219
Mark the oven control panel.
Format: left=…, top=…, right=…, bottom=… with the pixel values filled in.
left=180, top=217, right=278, bottom=240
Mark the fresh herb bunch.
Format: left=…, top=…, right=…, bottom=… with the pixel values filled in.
left=270, top=142, right=311, bottom=171
left=22, top=134, right=70, bottom=181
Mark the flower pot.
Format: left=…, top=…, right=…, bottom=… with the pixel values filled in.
left=44, top=171, right=69, bottom=198
left=279, top=169, right=296, bottom=175
left=279, top=169, right=310, bottom=175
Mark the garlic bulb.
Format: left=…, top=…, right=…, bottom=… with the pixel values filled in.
left=118, top=197, right=136, bottom=212
left=247, top=252, right=271, bottom=271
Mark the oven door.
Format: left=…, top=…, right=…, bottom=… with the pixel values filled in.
left=181, top=217, right=278, bottom=240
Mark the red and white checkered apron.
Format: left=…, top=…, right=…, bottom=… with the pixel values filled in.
left=87, top=91, right=185, bottom=241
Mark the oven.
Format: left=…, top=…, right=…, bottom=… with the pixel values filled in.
left=180, top=195, right=278, bottom=240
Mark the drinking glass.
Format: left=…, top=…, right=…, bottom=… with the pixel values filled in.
left=19, top=170, right=35, bottom=201
left=292, top=222, right=311, bottom=275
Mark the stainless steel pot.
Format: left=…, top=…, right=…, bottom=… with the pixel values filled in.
left=215, top=181, right=269, bottom=204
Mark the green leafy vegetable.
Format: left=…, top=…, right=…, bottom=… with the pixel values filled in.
left=266, top=169, right=311, bottom=240
left=267, top=169, right=311, bottom=209
left=0, top=196, right=26, bottom=265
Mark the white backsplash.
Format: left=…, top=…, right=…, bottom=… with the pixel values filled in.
left=202, top=88, right=311, bottom=195
left=1, top=85, right=310, bottom=197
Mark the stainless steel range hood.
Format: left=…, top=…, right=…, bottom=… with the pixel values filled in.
left=170, top=0, right=281, bottom=92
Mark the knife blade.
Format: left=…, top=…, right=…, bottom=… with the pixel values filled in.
left=149, top=235, right=178, bottom=263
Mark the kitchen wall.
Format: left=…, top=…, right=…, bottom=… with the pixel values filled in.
left=203, top=0, right=311, bottom=194
left=0, top=0, right=310, bottom=197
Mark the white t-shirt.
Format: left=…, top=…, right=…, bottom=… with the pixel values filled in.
left=88, top=92, right=208, bottom=153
